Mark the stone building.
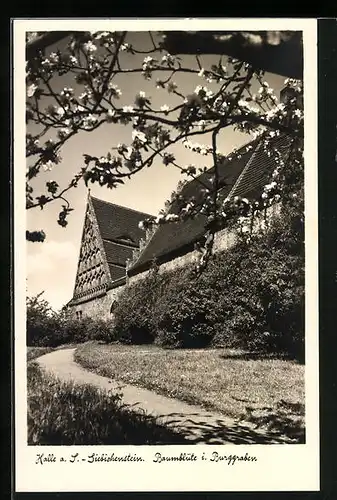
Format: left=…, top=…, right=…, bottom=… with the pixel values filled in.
left=67, top=194, right=151, bottom=319
left=67, top=133, right=291, bottom=320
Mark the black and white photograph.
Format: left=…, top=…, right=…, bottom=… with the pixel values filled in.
left=15, top=18, right=319, bottom=493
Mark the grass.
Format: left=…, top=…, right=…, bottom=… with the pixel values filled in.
left=27, top=343, right=81, bottom=362
left=27, top=361, right=188, bottom=445
left=27, top=346, right=55, bottom=361
left=75, top=342, right=305, bottom=442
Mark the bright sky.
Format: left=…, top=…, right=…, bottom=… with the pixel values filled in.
left=26, top=31, right=285, bottom=310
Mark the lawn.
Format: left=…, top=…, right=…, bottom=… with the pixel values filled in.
left=75, top=342, right=305, bottom=441
left=27, top=346, right=55, bottom=362
left=27, top=361, right=187, bottom=445
left=27, top=343, right=79, bottom=362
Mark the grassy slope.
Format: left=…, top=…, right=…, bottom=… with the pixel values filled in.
left=27, top=346, right=55, bottom=361
left=27, top=361, right=187, bottom=445
left=75, top=342, right=305, bottom=440
left=27, top=343, right=80, bottom=362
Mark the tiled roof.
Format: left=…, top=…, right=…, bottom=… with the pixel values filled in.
left=102, top=239, right=134, bottom=268
left=231, top=135, right=291, bottom=200
left=108, top=263, right=127, bottom=282
left=129, top=134, right=291, bottom=274
left=91, top=196, right=151, bottom=246
left=89, top=196, right=152, bottom=284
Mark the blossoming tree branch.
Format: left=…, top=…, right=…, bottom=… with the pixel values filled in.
left=26, top=30, right=304, bottom=263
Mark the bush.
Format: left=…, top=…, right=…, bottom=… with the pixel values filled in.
left=112, top=199, right=305, bottom=360
left=26, top=293, right=70, bottom=347
left=26, top=293, right=115, bottom=347
left=27, top=362, right=187, bottom=445
left=112, top=266, right=161, bottom=344
left=154, top=266, right=216, bottom=348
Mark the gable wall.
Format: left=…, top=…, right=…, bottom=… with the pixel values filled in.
left=69, top=203, right=280, bottom=319
left=69, top=285, right=125, bottom=321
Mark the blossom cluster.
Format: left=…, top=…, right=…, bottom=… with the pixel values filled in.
left=26, top=30, right=303, bottom=242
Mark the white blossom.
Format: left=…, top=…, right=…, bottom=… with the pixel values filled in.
left=57, top=127, right=71, bottom=139
left=69, top=55, right=78, bottom=65
left=165, top=213, right=179, bottom=222
left=160, top=104, right=170, bottom=113
left=42, top=160, right=55, bottom=172
left=123, top=106, right=134, bottom=113
left=132, top=130, right=147, bottom=143
left=108, top=83, right=122, bottom=97
left=49, top=52, right=59, bottom=63
left=106, top=109, right=116, bottom=122
left=83, top=40, right=97, bottom=53
left=27, top=83, right=38, bottom=98
left=194, top=85, right=213, bottom=101
left=82, top=114, right=97, bottom=129
left=124, top=146, right=134, bottom=160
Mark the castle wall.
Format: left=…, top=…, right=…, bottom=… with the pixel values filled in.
left=69, top=204, right=280, bottom=318
left=128, top=204, right=279, bottom=286
left=129, top=225, right=238, bottom=285
left=69, top=285, right=125, bottom=321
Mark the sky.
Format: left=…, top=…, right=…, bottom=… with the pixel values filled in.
left=26, top=31, right=286, bottom=310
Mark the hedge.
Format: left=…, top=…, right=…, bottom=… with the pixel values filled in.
left=112, top=201, right=305, bottom=360
left=26, top=294, right=114, bottom=347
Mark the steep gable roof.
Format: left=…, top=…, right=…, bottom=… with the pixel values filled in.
left=128, top=134, right=291, bottom=275
left=90, top=196, right=152, bottom=283
left=91, top=196, right=151, bottom=245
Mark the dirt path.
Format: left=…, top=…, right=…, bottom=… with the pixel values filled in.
left=36, top=348, right=291, bottom=445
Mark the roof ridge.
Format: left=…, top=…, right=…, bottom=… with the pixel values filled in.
left=128, top=137, right=259, bottom=272
left=127, top=224, right=158, bottom=272
left=90, top=195, right=154, bottom=218
left=228, top=140, right=262, bottom=199
left=165, top=137, right=258, bottom=215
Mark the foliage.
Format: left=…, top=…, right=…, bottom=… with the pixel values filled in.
left=26, top=30, right=303, bottom=247
left=112, top=265, right=162, bottom=344
left=27, top=346, right=54, bottom=361
left=27, top=362, right=187, bottom=445
left=26, top=292, right=69, bottom=347
left=26, top=292, right=114, bottom=346
left=112, top=194, right=304, bottom=360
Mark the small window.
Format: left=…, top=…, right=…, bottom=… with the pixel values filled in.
left=76, top=310, right=83, bottom=320
left=116, top=234, right=135, bottom=245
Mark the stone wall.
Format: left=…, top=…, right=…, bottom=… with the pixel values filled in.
left=69, top=203, right=280, bottom=317
left=128, top=204, right=279, bottom=286
left=69, top=285, right=125, bottom=321
left=129, top=225, right=238, bottom=285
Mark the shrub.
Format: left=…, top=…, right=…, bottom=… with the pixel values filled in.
left=26, top=293, right=70, bottom=347
left=26, top=293, right=115, bottom=347
left=112, top=198, right=304, bottom=360
left=154, top=266, right=216, bottom=348
left=112, top=266, right=161, bottom=344
left=27, top=346, right=54, bottom=362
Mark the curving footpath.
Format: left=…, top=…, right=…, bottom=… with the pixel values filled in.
left=36, top=348, right=291, bottom=445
